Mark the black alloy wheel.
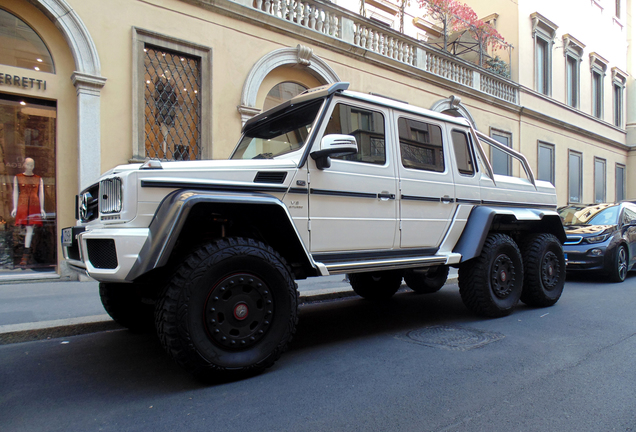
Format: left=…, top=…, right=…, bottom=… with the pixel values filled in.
left=155, top=237, right=298, bottom=381
left=520, top=233, right=565, bottom=307
left=459, top=233, right=524, bottom=317
left=609, top=244, right=628, bottom=283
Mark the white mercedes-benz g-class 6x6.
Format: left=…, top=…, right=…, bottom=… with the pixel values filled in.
left=63, top=82, right=566, bottom=380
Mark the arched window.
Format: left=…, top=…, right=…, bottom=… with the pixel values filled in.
left=0, top=9, right=54, bottom=73
left=263, top=82, right=307, bottom=111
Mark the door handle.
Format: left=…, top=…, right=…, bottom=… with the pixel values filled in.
left=378, top=192, right=395, bottom=200
left=441, top=195, right=454, bottom=204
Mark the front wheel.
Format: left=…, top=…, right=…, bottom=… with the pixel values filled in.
left=155, top=237, right=298, bottom=381
left=520, top=233, right=565, bottom=307
left=459, top=233, right=523, bottom=317
left=348, top=271, right=403, bottom=300
left=609, top=244, right=628, bottom=283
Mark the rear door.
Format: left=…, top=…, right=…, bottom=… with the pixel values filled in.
left=395, top=112, right=456, bottom=249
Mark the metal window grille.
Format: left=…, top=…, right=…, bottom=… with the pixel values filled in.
left=144, top=45, right=201, bottom=160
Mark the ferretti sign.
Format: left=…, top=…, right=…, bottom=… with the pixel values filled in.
left=0, top=73, right=47, bottom=90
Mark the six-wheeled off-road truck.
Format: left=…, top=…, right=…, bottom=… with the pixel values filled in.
left=63, top=82, right=566, bottom=380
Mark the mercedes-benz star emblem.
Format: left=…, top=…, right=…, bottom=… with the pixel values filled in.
left=80, top=192, right=92, bottom=220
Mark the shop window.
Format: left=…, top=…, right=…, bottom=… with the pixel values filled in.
left=616, top=164, right=625, bottom=202
left=0, top=94, right=56, bottom=273
left=537, top=142, right=555, bottom=186
left=612, top=67, right=627, bottom=128
left=563, top=35, right=585, bottom=109
left=143, top=46, right=201, bottom=161
left=0, top=9, right=54, bottom=73
left=263, top=82, right=307, bottom=111
left=590, top=53, right=608, bottom=120
left=133, top=29, right=211, bottom=161
left=594, top=157, right=606, bottom=203
left=490, top=129, right=512, bottom=176
left=568, top=150, right=582, bottom=203
left=531, top=13, right=557, bottom=96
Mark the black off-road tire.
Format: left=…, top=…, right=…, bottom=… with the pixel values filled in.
left=348, top=271, right=403, bottom=300
left=609, top=244, right=628, bottom=283
left=404, top=266, right=449, bottom=294
left=99, top=283, right=155, bottom=332
left=459, top=233, right=523, bottom=318
left=520, top=233, right=566, bottom=307
left=155, top=237, right=298, bottom=381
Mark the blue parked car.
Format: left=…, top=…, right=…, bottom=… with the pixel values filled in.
left=559, top=202, right=636, bottom=282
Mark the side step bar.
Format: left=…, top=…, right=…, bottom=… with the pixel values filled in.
left=320, top=256, right=447, bottom=275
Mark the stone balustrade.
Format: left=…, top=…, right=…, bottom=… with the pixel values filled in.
left=245, top=0, right=517, bottom=104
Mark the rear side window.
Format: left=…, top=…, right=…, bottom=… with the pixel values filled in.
left=327, top=103, right=386, bottom=165
left=398, top=117, right=444, bottom=172
left=451, top=130, right=475, bottom=176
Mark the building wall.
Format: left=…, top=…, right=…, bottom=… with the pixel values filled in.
left=1, top=0, right=634, bottom=278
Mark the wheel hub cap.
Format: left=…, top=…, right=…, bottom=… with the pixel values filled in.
left=541, top=251, right=560, bottom=290
left=234, top=303, right=249, bottom=320
left=204, top=273, right=274, bottom=349
left=492, top=254, right=515, bottom=298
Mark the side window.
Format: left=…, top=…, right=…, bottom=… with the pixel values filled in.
left=398, top=117, right=444, bottom=172
left=623, top=207, right=636, bottom=225
left=451, top=130, right=475, bottom=175
left=327, top=103, right=386, bottom=164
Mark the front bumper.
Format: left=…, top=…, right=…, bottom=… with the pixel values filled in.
left=563, top=243, right=609, bottom=272
left=62, top=226, right=150, bottom=282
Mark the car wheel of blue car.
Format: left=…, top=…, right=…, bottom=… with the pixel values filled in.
left=609, top=245, right=628, bottom=283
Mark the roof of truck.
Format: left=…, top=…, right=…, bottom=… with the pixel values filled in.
left=243, top=82, right=472, bottom=132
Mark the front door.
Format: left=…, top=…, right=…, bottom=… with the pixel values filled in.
left=307, top=99, right=398, bottom=253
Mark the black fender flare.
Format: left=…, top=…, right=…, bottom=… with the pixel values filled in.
left=452, top=206, right=566, bottom=262
left=125, top=189, right=314, bottom=281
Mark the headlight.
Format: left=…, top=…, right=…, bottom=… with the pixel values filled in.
left=584, top=233, right=610, bottom=244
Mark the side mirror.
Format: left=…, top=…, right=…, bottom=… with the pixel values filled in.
left=310, top=134, right=358, bottom=170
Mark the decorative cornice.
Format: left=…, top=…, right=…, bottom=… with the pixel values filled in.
left=71, top=71, right=107, bottom=95
left=562, top=34, right=585, bottom=57
left=530, top=12, right=558, bottom=39
left=589, top=52, right=609, bottom=72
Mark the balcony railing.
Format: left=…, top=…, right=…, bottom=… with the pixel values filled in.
left=248, top=0, right=517, bottom=104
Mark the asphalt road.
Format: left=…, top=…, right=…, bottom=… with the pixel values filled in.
left=1, top=273, right=635, bottom=432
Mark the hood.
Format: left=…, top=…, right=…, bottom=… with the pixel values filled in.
left=564, top=224, right=615, bottom=236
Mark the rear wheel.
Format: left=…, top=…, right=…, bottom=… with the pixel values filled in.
left=155, top=237, right=298, bottom=381
left=520, top=233, right=565, bottom=307
left=348, top=271, right=403, bottom=300
left=404, top=266, right=449, bottom=294
left=459, top=233, right=523, bottom=317
left=99, top=282, right=155, bottom=332
left=609, top=244, right=628, bottom=283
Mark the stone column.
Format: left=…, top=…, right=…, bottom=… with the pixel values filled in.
left=72, top=72, right=107, bottom=191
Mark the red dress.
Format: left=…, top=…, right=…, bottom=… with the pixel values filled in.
left=15, top=173, right=43, bottom=226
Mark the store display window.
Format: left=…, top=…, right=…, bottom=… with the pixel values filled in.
left=0, top=93, right=56, bottom=273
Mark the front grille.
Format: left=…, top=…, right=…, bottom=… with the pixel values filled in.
left=100, top=178, right=122, bottom=214
left=565, top=236, right=583, bottom=245
left=86, top=239, right=118, bottom=269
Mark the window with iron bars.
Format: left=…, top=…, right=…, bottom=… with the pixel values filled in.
left=144, top=45, right=201, bottom=160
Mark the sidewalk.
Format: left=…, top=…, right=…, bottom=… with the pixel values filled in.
left=0, top=270, right=457, bottom=344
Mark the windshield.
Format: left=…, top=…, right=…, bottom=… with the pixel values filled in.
left=231, top=99, right=323, bottom=160
left=559, top=204, right=619, bottom=226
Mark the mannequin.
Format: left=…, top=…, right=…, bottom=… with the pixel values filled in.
left=11, top=157, right=46, bottom=267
